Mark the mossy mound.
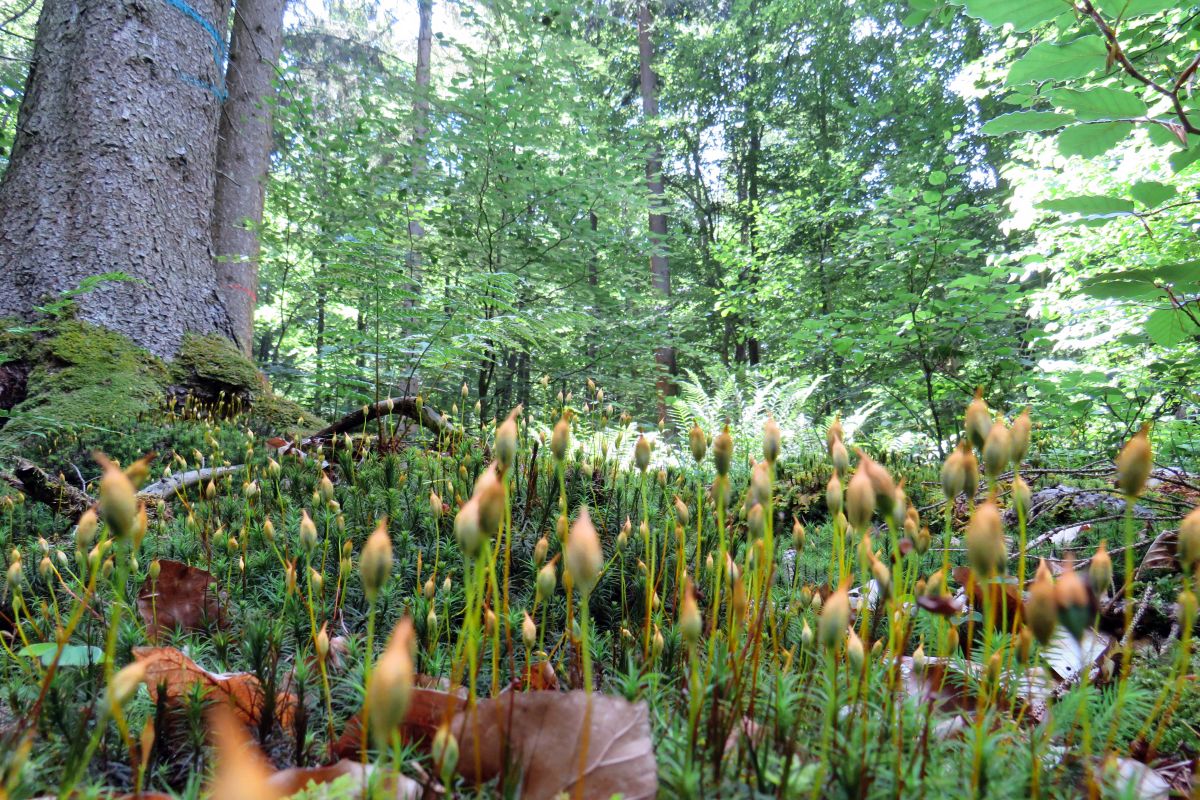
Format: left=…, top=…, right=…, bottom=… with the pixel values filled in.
left=168, top=333, right=322, bottom=433
left=0, top=320, right=169, bottom=448
left=0, top=323, right=322, bottom=455
left=169, top=333, right=262, bottom=400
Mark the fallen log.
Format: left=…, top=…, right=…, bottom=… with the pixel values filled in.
left=303, top=396, right=455, bottom=443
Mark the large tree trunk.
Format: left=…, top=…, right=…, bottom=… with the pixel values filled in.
left=212, top=0, right=287, bottom=355
left=0, top=0, right=235, bottom=358
left=637, top=1, right=675, bottom=410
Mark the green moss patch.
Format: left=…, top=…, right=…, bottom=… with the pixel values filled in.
left=1, top=324, right=323, bottom=455
left=169, top=333, right=262, bottom=400
left=1, top=320, right=169, bottom=449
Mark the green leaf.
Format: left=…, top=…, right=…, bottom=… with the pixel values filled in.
left=1056, top=122, right=1132, bottom=157
left=956, top=0, right=1067, bottom=31
left=1007, top=37, right=1107, bottom=85
left=1130, top=181, right=1176, bottom=207
left=1145, top=308, right=1196, bottom=347
left=1047, top=87, right=1147, bottom=120
left=928, top=170, right=947, bottom=185
left=1096, top=0, right=1180, bottom=17
left=1147, top=121, right=1188, bottom=148
left=1038, top=195, right=1136, bottom=215
left=1080, top=279, right=1159, bottom=300
left=981, top=111, right=1074, bottom=135
left=1148, top=262, right=1200, bottom=287
left=1169, top=147, right=1200, bottom=173
left=18, top=642, right=107, bottom=667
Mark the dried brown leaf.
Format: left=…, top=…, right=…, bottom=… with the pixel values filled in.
left=1137, top=529, right=1177, bottom=578
left=952, top=567, right=1024, bottom=627
left=132, top=646, right=296, bottom=730
left=452, top=690, right=656, bottom=800
left=336, top=688, right=655, bottom=800
left=915, top=594, right=964, bottom=617
left=137, top=560, right=227, bottom=639
left=332, top=685, right=465, bottom=760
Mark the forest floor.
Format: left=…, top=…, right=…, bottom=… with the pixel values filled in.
left=0, top=382, right=1198, bottom=799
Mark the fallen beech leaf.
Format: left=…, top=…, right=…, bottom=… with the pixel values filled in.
left=512, top=659, right=559, bottom=692
left=1137, top=529, right=1177, bottom=578
left=332, top=685, right=466, bottom=760
left=267, top=759, right=421, bottom=800
left=132, top=646, right=296, bottom=729
left=338, top=688, right=656, bottom=798
left=951, top=567, right=1023, bottom=628
left=137, top=560, right=227, bottom=639
left=915, top=594, right=964, bottom=617
left=1097, top=757, right=1170, bottom=800
left=452, top=690, right=656, bottom=800
left=898, top=656, right=975, bottom=715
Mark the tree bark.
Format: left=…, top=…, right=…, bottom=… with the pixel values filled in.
left=0, top=0, right=235, bottom=358
left=637, top=1, right=675, bottom=408
left=212, top=0, right=287, bottom=355
left=406, top=0, right=432, bottom=278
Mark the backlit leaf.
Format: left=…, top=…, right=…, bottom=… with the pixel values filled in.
left=1048, top=87, right=1147, bottom=120
left=955, top=0, right=1066, bottom=31
left=1038, top=195, right=1135, bottom=216
left=1007, top=37, right=1107, bottom=85
left=1056, top=122, right=1132, bottom=157
left=1129, top=180, right=1176, bottom=207
left=981, top=111, right=1074, bottom=135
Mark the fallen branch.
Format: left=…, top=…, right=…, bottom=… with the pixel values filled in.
left=2, top=459, right=243, bottom=520
left=1021, top=513, right=1178, bottom=556
left=304, top=396, right=455, bottom=443
left=1120, top=584, right=1156, bottom=651
left=140, top=466, right=242, bottom=498
left=1, top=458, right=93, bottom=519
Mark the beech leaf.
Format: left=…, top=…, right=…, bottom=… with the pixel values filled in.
left=451, top=690, right=657, bottom=800
left=137, top=559, right=227, bottom=639
left=132, top=646, right=296, bottom=730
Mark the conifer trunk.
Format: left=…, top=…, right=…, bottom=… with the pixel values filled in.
left=212, top=0, right=287, bottom=355
left=0, top=0, right=235, bottom=357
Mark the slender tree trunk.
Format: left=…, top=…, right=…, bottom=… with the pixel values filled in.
left=212, top=0, right=287, bottom=355
left=637, top=1, right=675, bottom=410
left=588, top=210, right=599, bottom=361
left=315, top=285, right=327, bottom=413
left=0, top=0, right=234, bottom=357
left=407, top=0, right=433, bottom=279
left=744, top=121, right=761, bottom=365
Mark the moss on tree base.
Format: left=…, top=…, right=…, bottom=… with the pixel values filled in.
left=0, top=321, right=321, bottom=454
